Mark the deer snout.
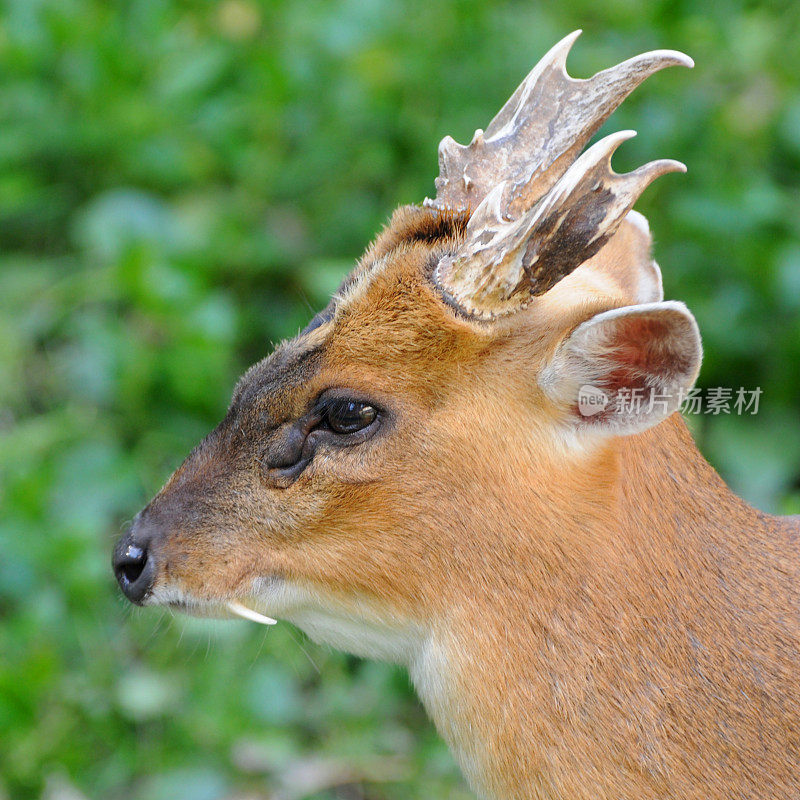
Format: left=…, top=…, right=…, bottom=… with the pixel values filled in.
left=113, top=514, right=157, bottom=604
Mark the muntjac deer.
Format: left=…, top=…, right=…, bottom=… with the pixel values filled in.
left=113, top=32, right=800, bottom=800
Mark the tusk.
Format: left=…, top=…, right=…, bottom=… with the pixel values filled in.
left=226, top=600, right=277, bottom=626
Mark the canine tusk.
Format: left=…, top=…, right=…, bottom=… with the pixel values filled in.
left=226, top=600, right=277, bottom=626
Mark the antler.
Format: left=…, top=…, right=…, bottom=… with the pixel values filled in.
left=428, top=31, right=693, bottom=320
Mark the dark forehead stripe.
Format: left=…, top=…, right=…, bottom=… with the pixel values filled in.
left=374, top=205, right=469, bottom=252
left=301, top=302, right=335, bottom=335
left=230, top=337, right=325, bottom=417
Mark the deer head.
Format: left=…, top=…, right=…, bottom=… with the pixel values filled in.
left=113, top=31, right=700, bottom=664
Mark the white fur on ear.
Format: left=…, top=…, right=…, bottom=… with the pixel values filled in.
left=625, top=211, right=664, bottom=303
left=636, top=259, right=664, bottom=303
left=540, top=301, right=702, bottom=437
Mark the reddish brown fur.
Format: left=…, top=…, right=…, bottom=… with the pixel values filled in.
left=127, top=205, right=800, bottom=800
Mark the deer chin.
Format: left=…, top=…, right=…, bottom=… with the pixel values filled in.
left=145, top=576, right=423, bottom=662
left=250, top=576, right=426, bottom=665
left=145, top=583, right=279, bottom=625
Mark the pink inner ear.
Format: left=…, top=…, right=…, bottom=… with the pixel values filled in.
left=611, top=317, right=667, bottom=380
left=560, top=302, right=701, bottom=431
left=604, top=314, right=689, bottom=387
left=573, top=311, right=692, bottom=424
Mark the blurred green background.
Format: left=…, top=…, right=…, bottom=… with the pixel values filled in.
left=1, top=1, right=799, bottom=798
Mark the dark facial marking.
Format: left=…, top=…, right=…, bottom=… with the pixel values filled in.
left=301, top=303, right=335, bottom=335
left=230, top=339, right=325, bottom=420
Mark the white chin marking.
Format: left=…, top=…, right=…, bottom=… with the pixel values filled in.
left=151, top=579, right=421, bottom=662
left=250, top=577, right=424, bottom=664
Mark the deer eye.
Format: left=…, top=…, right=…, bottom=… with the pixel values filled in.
left=323, top=399, right=377, bottom=435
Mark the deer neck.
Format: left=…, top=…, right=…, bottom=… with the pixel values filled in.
left=409, top=414, right=798, bottom=800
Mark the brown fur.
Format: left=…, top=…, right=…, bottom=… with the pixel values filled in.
left=126, top=205, right=800, bottom=800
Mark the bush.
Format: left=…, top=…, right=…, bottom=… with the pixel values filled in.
left=1, top=2, right=798, bottom=798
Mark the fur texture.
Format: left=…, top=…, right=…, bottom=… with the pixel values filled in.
left=122, top=205, right=800, bottom=800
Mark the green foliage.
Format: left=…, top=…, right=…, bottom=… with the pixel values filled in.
left=1, top=1, right=798, bottom=798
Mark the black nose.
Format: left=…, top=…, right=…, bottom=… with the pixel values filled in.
left=113, top=522, right=156, bottom=604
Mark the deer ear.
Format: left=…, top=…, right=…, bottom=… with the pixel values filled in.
left=581, top=211, right=664, bottom=304
left=540, top=301, right=702, bottom=436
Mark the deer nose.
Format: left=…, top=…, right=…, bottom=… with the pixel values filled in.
left=113, top=520, right=156, bottom=604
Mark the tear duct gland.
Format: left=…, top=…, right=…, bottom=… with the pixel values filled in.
left=113, top=33, right=800, bottom=800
